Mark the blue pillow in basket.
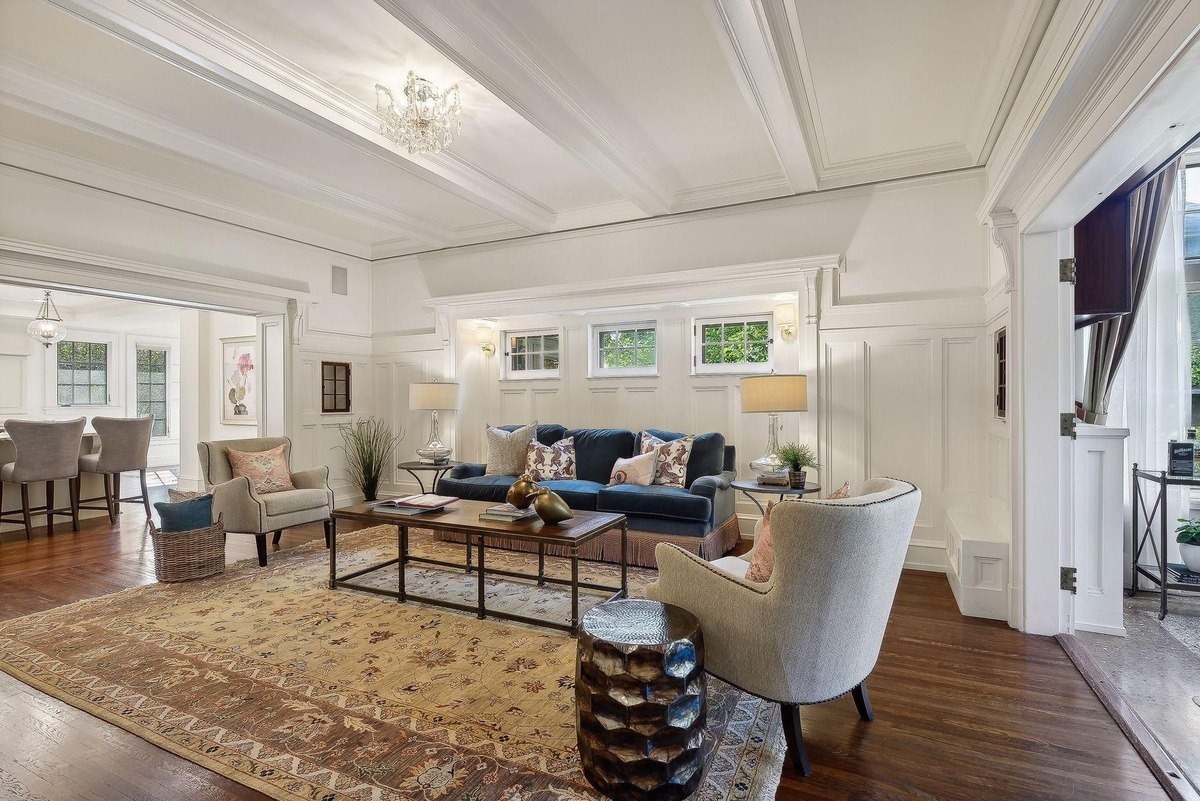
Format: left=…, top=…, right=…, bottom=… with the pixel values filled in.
left=154, top=494, right=214, bottom=532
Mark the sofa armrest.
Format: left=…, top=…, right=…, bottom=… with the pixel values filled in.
left=690, top=470, right=736, bottom=524
left=291, top=465, right=334, bottom=508
left=448, top=462, right=486, bottom=479
left=211, top=475, right=266, bottom=534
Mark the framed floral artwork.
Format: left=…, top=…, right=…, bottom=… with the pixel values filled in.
left=220, top=336, right=258, bottom=425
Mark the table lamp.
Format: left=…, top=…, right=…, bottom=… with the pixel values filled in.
left=740, top=374, right=808, bottom=477
left=409, top=381, right=460, bottom=464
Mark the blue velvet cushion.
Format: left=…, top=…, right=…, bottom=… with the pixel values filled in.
left=497, top=423, right=567, bottom=448
left=538, top=479, right=604, bottom=511
left=435, top=474, right=515, bottom=503
left=597, top=484, right=712, bottom=522
left=642, top=428, right=726, bottom=488
left=565, top=428, right=636, bottom=484
left=154, top=494, right=214, bottom=532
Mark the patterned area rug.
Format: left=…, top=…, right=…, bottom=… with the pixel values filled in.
left=0, top=526, right=783, bottom=800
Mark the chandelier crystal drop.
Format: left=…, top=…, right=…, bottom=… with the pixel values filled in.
left=375, top=71, right=462, bottom=156
left=27, top=290, right=66, bottom=348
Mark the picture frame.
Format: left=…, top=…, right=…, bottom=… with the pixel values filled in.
left=220, top=336, right=258, bottom=425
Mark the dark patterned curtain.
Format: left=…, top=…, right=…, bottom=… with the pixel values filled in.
left=1080, top=161, right=1180, bottom=423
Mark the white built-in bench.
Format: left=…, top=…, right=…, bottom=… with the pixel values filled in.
left=946, top=509, right=1008, bottom=621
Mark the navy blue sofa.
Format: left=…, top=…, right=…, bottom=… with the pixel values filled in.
left=436, top=424, right=740, bottom=567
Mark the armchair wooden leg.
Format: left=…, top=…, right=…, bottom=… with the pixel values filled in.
left=255, top=535, right=268, bottom=566
left=45, top=481, right=54, bottom=535
left=102, top=474, right=115, bottom=524
left=20, top=484, right=32, bottom=540
left=272, top=530, right=283, bottom=545
left=323, top=518, right=331, bottom=549
left=851, top=681, right=874, bottom=722
left=780, top=703, right=812, bottom=777
left=139, top=469, right=151, bottom=519
left=69, top=476, right=79, bottom=531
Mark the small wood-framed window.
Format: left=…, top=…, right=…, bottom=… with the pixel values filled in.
left=321, top=361, right=351, bottom=413
left=994, top=328, right=1007, bottom=420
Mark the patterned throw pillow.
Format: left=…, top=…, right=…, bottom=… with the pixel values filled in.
left=745, top=501, right=777, bottom=583
left=827, top=481, right=852, bottom=500
left=485, top=422, right=537, bottom=475
left=641, top=432, right=694, bottom=488
left=225, top=444, right=295, bottom=495
left=608, top=450, right=657, bottom=486
left=526, top=437, right=576, bottom=481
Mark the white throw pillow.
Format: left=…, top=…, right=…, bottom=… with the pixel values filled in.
left=608, top=450, right=656, bottom=486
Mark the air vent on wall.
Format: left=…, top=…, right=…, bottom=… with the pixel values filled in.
left=331, top=265, right=348, bottom=296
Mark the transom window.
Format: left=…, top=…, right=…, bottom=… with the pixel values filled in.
left=136, top=348, right=168, bottom=436
left=321, top=361, right=351, bottom=413
left=503, top=329, right=560, bottom=379
left=592, top=323, right=657, bottom=377
left=693, top=315, right=773, bottom=374
left=56, top=341, right=109, bottom=406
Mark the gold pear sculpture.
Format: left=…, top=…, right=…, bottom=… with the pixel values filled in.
left=506, top=473, right=540, bottom=509
left=533, top=486, right=573, bottom=524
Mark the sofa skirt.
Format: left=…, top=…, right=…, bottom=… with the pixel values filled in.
left=432, top=514, right=742, bottom=569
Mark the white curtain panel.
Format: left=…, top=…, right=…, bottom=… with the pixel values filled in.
left=1107, top=189, right=1189, bottom=575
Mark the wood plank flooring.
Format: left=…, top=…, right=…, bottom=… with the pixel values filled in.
left=0, top=507, right=1168, bottom=801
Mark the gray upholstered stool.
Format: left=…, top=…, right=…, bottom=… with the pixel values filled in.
left=78, top=415, right=154, bottom=524
left=0, top=417, right=85, bottom=539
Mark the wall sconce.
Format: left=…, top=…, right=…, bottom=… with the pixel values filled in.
left=477, top=323, right=496, bottom=356
left=775, top=303, right=798, bottom=342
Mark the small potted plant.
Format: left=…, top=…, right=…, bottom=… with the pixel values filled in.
left=776, top=442, right=818, bottom=489
left=338, top=417, right=403, bottom=502
left=1177, top=517, right=1200, bottom=574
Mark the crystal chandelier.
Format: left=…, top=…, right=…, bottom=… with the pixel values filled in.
left=27, top=290, right=66, bottom=348
left=375, top=71, right=462, bottom=156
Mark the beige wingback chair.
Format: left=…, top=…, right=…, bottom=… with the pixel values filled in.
left=197, top=436, right=333, bottom=566
left=646, top=477, right=921, bottom=777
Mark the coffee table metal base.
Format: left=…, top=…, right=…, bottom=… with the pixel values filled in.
left=328, top=518, right=628, bottom=635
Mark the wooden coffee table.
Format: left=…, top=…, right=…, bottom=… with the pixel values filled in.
left=329, top=500, right=629, bottom=635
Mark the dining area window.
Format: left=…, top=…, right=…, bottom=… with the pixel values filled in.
left=56, top=340, right=109, bottom=406
left=136, top=348, right=169, bottom=436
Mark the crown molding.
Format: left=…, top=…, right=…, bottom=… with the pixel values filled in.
left=0, top=55, right=456, bottom=248
left=0, top=136, right=373, bottom=259
left=373, top=0, right=678, bottom=217
left=424, top=254, right=843, bottom=319
left=48, top=0, right=555, bottom=233
left=0, top=239, right=305, bottom=314
left=705, top=0, right=819, bottom=194
left=670, top=173, right=792, bottom=212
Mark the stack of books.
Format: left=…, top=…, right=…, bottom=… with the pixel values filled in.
left=371, top=494, right=457, bottom=516
left=479, top=503, right=538, bottom=523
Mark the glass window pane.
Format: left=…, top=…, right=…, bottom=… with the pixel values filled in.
left=544, top=352, right=559, bottom=370
left=512, top=336, right=526, bottom=354
left=90, top=369, right=106, bottom=384
left=616, top=330, right=634, bottom=347
left=152, top=418, right=167, bottom=437
left=636, top=348, right=655, bottom=368
left=75, top=369, right=89, bottom=385
left=528, top=353, right=542, bottom=371
left=702, top=344, right=721, bottom=364
left=58, top=368, right=72, bottom=384
left=322, top=364, right=334, bottom=379
left=73, top=386, right=90, bottom=405
left=57, top=387, right=72, bottom=405
left=544, top=334, right=559, bottom=351
left=746, top=321, right=769, bottom=341
left=1186, top=212, right=1200, bottom=260
left=57, top=342, right=71, bottom=361
left=152, top=371, right=166, bottom=385
left=637, top=329, right=654, bottom=347
left=90, top=386, right=106, bottom=404
left=702, top=325, right=721, bottom=343
left=526, top=335, right=542, bottom=352
left=599, top=331, right=615, bottom=349
left=511, top=354, right=526, bottom=371
left=323, top=379, right=335, bottom=396
left=137, top=385, right=150, bottom=402
left=747, top=342, right=769, bottom=362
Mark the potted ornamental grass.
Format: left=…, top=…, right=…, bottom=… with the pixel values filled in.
left=338, top=417, right=403, bottom=503
left=776, top=442, right=818, bottom=489
left=1177, top=517, right=1200, bottom=574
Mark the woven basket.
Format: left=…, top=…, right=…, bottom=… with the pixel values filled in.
left=150, top=518, right=226, bottom=582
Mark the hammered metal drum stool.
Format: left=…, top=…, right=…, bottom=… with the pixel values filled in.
left=576, top=599, right=706, bottom=801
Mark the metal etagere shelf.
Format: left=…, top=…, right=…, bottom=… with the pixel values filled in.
left=1130, top=465, right=1200, bottom=620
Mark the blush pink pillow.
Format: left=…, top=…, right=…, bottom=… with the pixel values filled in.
left=225, top=444, right=295, bottom=494
left=745, top=501, right=777, bottom=583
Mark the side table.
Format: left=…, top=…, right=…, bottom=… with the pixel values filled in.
left=577, top=599, right=706, bottom=801
left=730, top=478, right=821, bottom=515
left=396, top=460, right=462, bottom=494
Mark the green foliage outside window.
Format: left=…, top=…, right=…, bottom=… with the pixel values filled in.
left=56, top=341, right=108, bottom=406
left=598, top=327, right=656, bottom=369
left=700, top=320, right=770, bottom=365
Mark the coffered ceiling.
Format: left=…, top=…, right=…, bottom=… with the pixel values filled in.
left=0, top=0, right=1055, bottom=260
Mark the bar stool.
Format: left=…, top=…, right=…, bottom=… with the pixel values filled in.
left=78, top=415, right=154, bottom=523
left=0, top=418, right=85, bottom=539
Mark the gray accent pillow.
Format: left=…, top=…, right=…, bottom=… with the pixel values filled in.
left=484, top=421, right=537, bottom=475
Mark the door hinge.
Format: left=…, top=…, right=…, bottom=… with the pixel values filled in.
left=1060, top=413, right=1077, bottom=439
left=1060, top=566, right=1077, bottom=594
left=1059, top=258, right=1076, bottom=284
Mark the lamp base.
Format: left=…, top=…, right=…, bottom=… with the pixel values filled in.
left=416, top=410, right=452, bottom=465
left=750, top=411, right=788, bottom=478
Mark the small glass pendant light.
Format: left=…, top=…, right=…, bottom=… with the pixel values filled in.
left=27, top=290, right=66, bottom=348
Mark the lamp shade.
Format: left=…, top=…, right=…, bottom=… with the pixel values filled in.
left=409, top=381, right=460, bottom=411
left=740, top=374, right=808, bottom=413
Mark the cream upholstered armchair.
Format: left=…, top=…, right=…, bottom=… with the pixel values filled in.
left=197, top=436, right=333, bottom=566
left=645, top=477, right=921, bottom=776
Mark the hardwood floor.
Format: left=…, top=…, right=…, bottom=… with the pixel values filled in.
left=0, top=509, right=1168, bottom=801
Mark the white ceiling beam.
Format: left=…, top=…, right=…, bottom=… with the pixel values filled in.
left=373, top=0, right=676, bottom=216
left=46, top=0, right=556, bottom=233
left=705, top=0, right=819, bottom=194
left=0, top=56, right=457, bottom=247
